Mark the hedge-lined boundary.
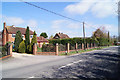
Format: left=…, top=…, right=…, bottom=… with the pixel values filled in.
left=49, top=37, right=111, bottom=46
left=59, top=46, right=108, bottom=56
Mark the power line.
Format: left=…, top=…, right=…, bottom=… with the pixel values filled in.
left=20, top=0, right=83, bottom=23
left=84, top=22, right=98, bottom=30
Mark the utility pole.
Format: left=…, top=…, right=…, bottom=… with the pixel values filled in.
left=83, top=22, right=86, bottom=50
left=108, top=31, right=110, bottom=46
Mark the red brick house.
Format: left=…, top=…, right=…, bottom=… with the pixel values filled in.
left=2, top=22, right=34, bottom=46
left=53, top=32, right=70, bottom=39
left=37, top=36, right=49, bottom=48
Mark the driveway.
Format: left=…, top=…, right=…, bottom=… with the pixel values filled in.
left=1, top=46, right=120, bottom=79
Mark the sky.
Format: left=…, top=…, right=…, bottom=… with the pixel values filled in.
left=0, top=0, right=118, bottom=38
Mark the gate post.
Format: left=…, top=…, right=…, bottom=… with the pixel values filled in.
left=87, top=43, right=89, bottom=49
left=67, top=43, right=70, bottom=53
left=33, top=43, right=37, bottom=55
left=8, top=43, right=12, bottom=55
left=75, top=43, right=78, bottom=50
left=56, top=43, right=58, bottom=55
left=82, top=43, right=84, bottom=50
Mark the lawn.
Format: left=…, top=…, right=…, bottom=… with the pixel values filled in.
left=59, top=46, right=109, bottom=56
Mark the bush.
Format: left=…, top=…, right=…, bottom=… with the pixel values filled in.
left=2, top=42, right=12, bottom=57
left=27, top=43, right=33, bottom=53
left=59, top=44, right=66, bottom=51
left=42, top=44, right=55, bottom=52
left=18, top=41, right=26, bottom=53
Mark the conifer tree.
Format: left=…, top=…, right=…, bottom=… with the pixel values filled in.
left=31, top=31, right=37, bottom=46
left=25, top=26, right=30, bottom=52
left=14, top=31, right=23, bottom=52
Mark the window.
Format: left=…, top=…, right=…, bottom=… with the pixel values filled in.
left=12, top=34, right=16, bottom=37
left=22, top=35, right=24, bottom=38
left=30, top=35, right=33, bottom=38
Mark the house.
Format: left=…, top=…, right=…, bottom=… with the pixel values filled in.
left=37, top=36, right=49, bottom=48
left=53, top=32, right=70, bottom=39
left=2, top=22, right=34, bottom=46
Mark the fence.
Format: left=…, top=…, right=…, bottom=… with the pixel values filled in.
left=33, top=42, right=98, bottom=55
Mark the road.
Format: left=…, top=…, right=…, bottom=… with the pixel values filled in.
left=1, top=46, right=120, bottom=79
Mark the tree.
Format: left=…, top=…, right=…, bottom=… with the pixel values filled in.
left=27, top=31, right=37, bottom=53
left=92, top=27, right=110, bottom=46
left=49, top=35, right=53, bottom=39
left=40, top=32, right=48, bottom=38
left=14, top=31, right=23, bottom=52
left=18, top=40, right=26, bottom=53
left=25, top=26, right=30, bottom=52
left=92, top=27, right=108, bottom=38
left=31, top=31, right=37, bottom=46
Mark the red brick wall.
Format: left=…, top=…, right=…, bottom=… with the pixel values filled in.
left=37, top=52, right=56, bottom=55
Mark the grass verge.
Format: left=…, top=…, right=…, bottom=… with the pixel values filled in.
left=59, top=46, right=109, bottom=56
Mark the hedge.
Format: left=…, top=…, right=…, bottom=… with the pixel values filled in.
left=49, top=37, right=110, bottom=47
left=42, top=44, right=55, bottom=52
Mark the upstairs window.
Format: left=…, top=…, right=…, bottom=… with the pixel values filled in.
left=12, top=34, right=16, bottom=38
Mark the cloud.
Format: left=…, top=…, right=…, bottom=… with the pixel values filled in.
left=102, top=24, right=118, bottom=33
left=65, top=0, right=118, bottom=18
left=52, top=20, right=66, bottom=28
left=52, top=19, right=82, bottom=29
left=65, top=0, right=97, bottom=15
left=91, top=0, right=117, bottom=18
left=2, top=15, right=38, bottom=33
left=27, top=20, right=38, bottom=28
left=3, top=16, right=24, bottom=25
left=51, top=19, right=118, bottom=37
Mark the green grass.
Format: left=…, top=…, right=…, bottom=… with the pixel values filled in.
left=59, top=46, right=109, bottom=56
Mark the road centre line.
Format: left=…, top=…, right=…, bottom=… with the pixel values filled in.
left=59, top=60, right=84, bottom=69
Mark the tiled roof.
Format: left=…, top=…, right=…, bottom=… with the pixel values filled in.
left=6, top=26, right=34, bottom=35
left=54, top=33, right=70, bottom=39
left=37, top=36, right=49, bottom=43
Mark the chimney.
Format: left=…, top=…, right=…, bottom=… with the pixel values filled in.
left=2, top=22, right=7, bottom=46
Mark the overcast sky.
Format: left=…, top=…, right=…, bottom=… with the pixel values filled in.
left=0, top=0, right=118, bottom=38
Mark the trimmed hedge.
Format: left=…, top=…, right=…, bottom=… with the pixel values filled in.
left=49, top=38, right=99, bottom=45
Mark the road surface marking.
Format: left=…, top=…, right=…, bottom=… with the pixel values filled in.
left=59, top=60, right=84, bottom=69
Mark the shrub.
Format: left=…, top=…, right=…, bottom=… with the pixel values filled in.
left=42, top=44, right=55, bottom=52
left=18, top=41, right=26, bottom=53
left=59, top=44, right=66, bottom=51
left=27, top=44, right=32, bottom=53
left=2, top=42, right=11, bottom=57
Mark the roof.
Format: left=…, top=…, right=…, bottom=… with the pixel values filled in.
left=37, top=36, right=49, bottom=43
left=5, top=26, right=34, bottom=35
left=53, top=33, right=70, bottom=39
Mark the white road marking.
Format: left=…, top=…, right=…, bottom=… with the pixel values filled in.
left=28, top=76, right=35, bottom=78
left=59, top=60, right=84, bottom=69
